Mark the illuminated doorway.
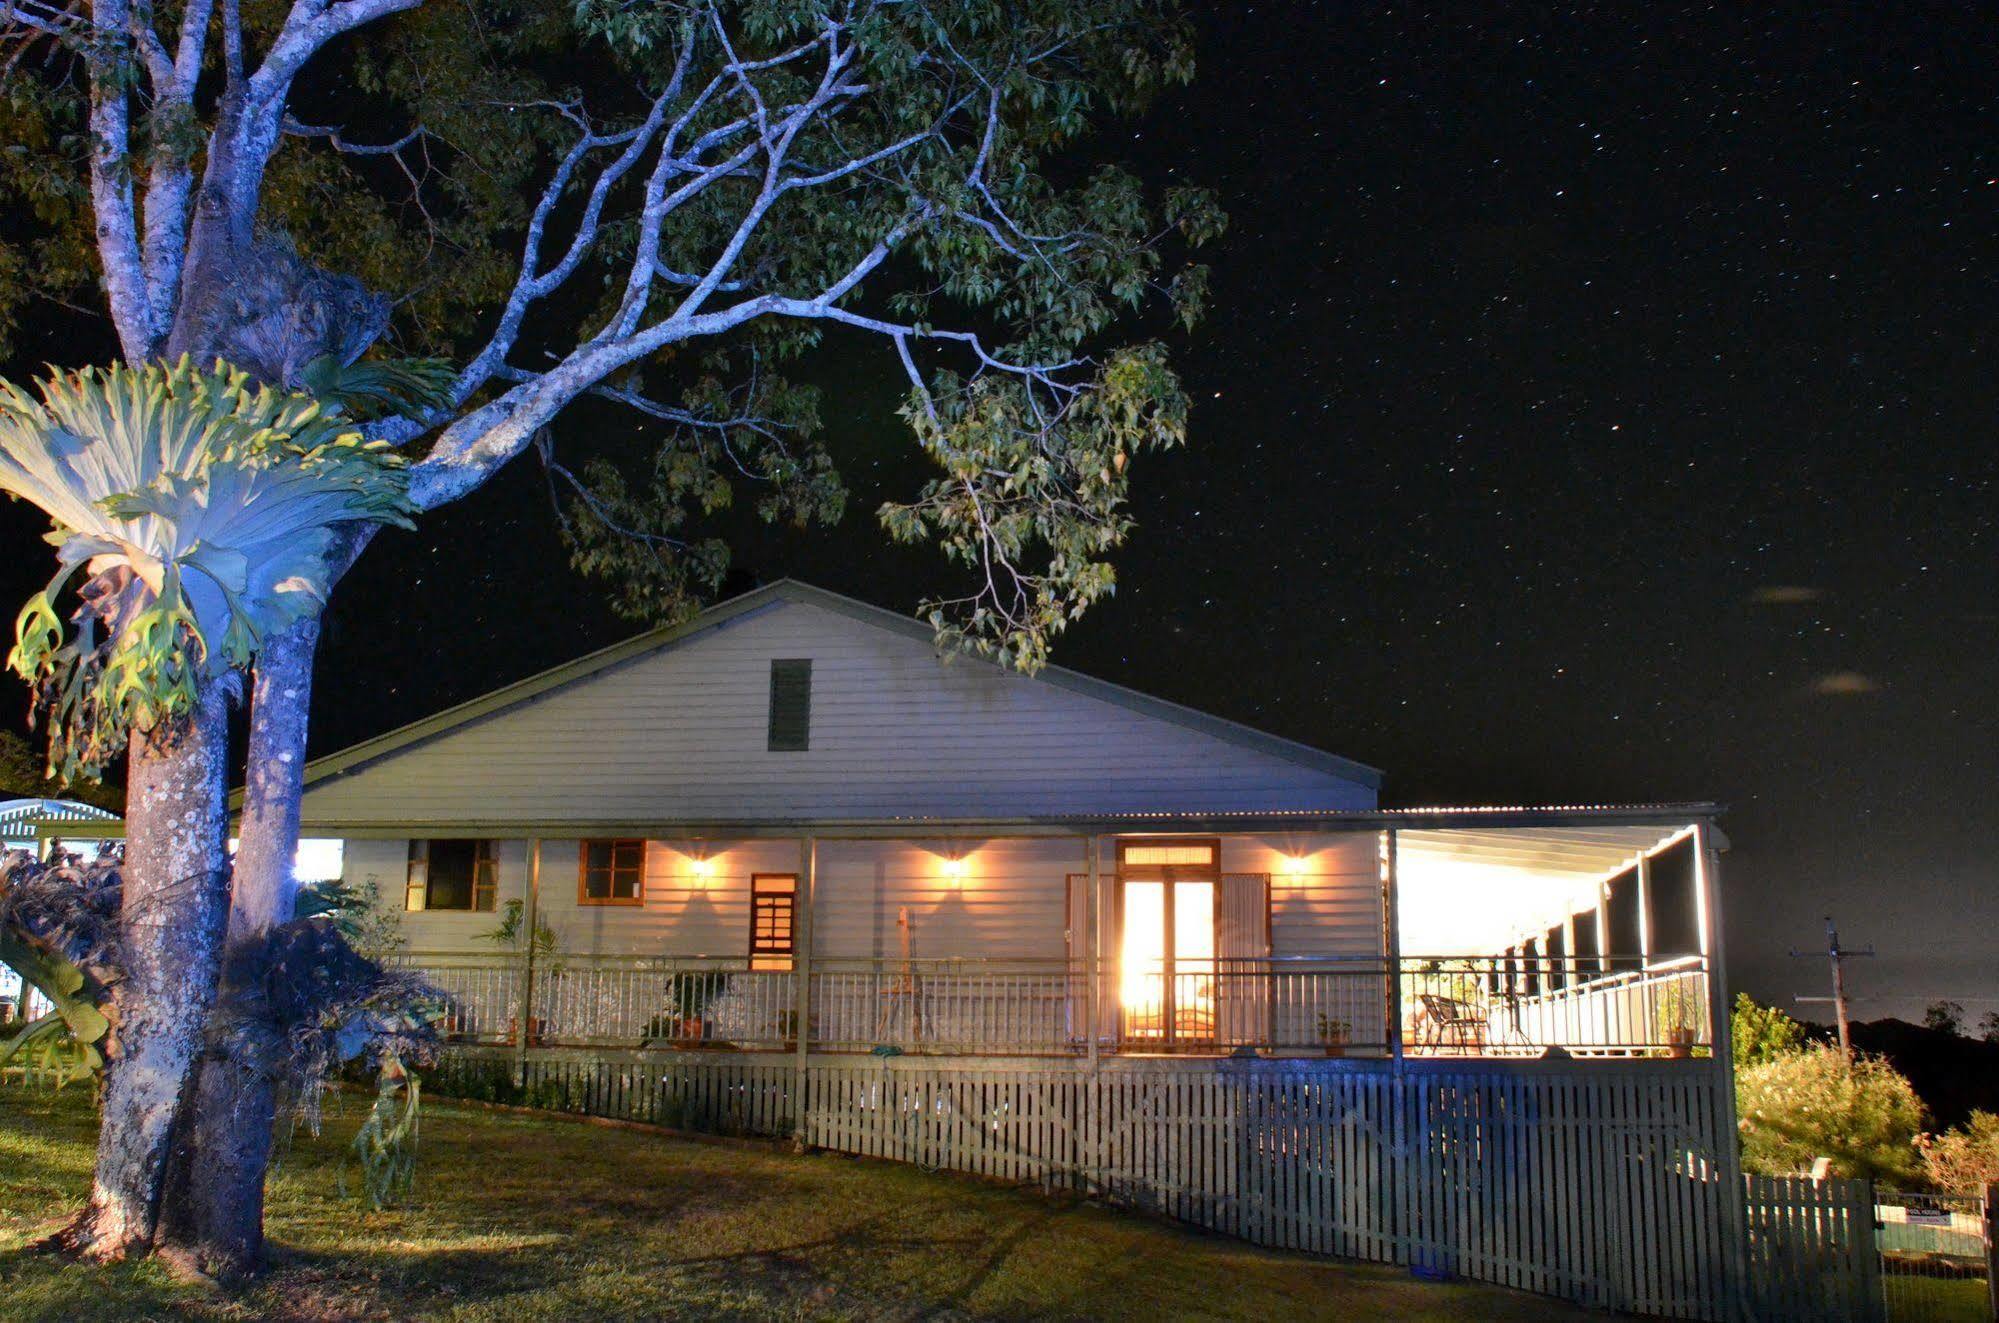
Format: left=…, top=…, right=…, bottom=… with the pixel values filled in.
left=1117, top=838, right=1219, bottom=1047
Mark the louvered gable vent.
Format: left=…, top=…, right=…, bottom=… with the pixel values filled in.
left=767, top=658, right=812, bottom=751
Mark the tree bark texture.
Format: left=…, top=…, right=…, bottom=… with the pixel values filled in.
left=57, top=677, right=232, bottom=1261
left=160, top=618, right=320, bottom=1276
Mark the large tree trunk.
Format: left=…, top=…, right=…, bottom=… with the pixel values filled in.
left=159, top=620, right=320, bottom=1278
left=56, top=678, right=232, bottom=1262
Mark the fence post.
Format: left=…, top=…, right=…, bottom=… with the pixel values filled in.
left=1694, top=820, right=1756, bottom=1321
left=514, top=836, right=542, bottom=1087
left=1085, top=834, right=1100, bottom=1074
left=1382, top=829, right=1402, bottom=1062
left=1984, top=1182, right=1999, bottom=1323
left=1852, top=1177, right=1884, bottom=1323
left=792, top=834, right=816, bottom=1145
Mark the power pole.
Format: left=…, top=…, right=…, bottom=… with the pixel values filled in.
left=1791, top=914, right=1873, bottom=1055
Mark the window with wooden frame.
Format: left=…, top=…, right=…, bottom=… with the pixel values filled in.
left=405, top=839, right=498, bottom=912
left=749, top=873, right=797, bottom=970
left=579, top=839, right=646, bottom=905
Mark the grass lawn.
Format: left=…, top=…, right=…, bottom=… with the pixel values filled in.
left=1884, top=1274, right=1991, bottom=1323
left=1, top=1086, right=1602, bottom=1322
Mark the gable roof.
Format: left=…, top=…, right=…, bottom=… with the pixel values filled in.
left=297, top=580, right=1383, bottom=794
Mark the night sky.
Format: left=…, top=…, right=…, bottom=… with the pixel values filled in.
left=2, top=5, right=1994, bottom=1021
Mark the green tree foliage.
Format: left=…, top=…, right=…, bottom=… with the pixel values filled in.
left=0, top=359, right=414, bottom=775
left=4, top=0, right=1222, bottom=666
left=528, top=0, right=1225, bottom=658
left=1917, top=1110, right=1999, bottom=1195
left=1923, top=1000, right=1965, bottom=1036
left=1731, top=993, right=1808, bottom=1069
left=0, top=2, right=571, bottom=364
left=0, top=3, right=1219, bottom=1261
left=1736, top=1044, right=1927, bottom=1184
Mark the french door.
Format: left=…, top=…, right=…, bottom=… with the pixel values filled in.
left=1117, top=838, right=1219, bottom=1047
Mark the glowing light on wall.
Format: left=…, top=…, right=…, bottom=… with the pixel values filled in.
left=686, top=853, right=718, bottom=886
left=1280, top=852, right=1310, bottom=877
left=941, top=855, right=968, bottom=886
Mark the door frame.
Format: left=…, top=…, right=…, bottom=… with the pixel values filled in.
left=1114, top=836, right=1222, bottom=1049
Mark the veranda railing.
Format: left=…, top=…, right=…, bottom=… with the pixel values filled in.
left=398, top=950, right=1710, bottom=1058
left=1400, top=954, right=1712, bottom=1056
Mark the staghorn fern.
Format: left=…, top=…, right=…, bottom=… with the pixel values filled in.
left=0, top=356, right=416, bottom=777
left=297, top=354, right=455, bottom=423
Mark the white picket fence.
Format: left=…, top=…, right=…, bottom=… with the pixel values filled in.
left=436, top=1049, right=1750, bottom=1318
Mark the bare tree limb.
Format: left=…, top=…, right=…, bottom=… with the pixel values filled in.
left=281, top=117, right=427, bottom=155
left=85, top=0, right=156, bottom=359
left=135, top=0, right=215, bottom=344
left=0, top=0, right=85, bottom=37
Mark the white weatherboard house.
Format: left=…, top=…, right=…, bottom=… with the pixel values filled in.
left=276, top=581, right=1753, bottom=1317
left=297, top=580, right=1723, bottom=1065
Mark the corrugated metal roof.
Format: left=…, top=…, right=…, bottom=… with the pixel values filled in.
left=0, top=797, right=121, bottom=833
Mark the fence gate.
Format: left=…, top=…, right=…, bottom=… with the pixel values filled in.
left=1874, top=1189, right=1994, bottom=1323
left=1744, top=1174, right=1885, bottom=1321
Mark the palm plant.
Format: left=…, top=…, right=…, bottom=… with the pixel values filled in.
left=0, top=356, right=416, bottom=777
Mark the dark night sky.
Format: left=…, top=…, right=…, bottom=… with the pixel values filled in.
left=3, top=5, right=1994, bottom=1020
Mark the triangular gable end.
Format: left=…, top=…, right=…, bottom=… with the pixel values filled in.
left=296, top=582, right=1380, bottom=830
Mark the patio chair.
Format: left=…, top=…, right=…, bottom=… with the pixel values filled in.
left=1417, top=993, right=1488, bottom=1053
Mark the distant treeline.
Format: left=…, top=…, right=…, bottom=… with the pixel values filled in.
left=1828, top=1018, right=1999, bottom=1129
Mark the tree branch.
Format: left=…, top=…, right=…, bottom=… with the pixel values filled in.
left=0, top=0, right=84, bottom=36
left=135, top=0, right=214, bottom=344
left=85, top=0, right=155, bottom=359
left=281, top=117, right=427, bottom=155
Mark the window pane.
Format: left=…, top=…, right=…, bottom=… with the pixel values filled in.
left=473, top=846, right=498, bottom=911
left=1120, top=880, right=1166, bottom=1038
left=582, top=839, right=643, bottom=902
left=426, top=839, right=479, bottom=911
left=405, top=841, right=428, bottom=911
left=1123, top=845, right=1215, bottom=867
left=750, top=875, right=797, bottom=965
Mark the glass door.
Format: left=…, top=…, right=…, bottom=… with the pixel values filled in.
left=1116, top=839, right=1219, bottom=1048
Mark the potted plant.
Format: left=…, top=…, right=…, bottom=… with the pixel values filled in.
left=1657, top=982, right=1699, bottom=1058
left=1317, top=1014, right=1353, bottom=1058
left=480, top=899, right=559, bottom=1046
left=656, top=970, right=728, bottom=1046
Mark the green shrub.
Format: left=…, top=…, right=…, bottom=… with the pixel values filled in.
left=1731, top=993, right=1807, bottom=1069
left=1918, top=1110, right=1999, bottom=1195
left=1737, top=1044, right=1926, bottom=1184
